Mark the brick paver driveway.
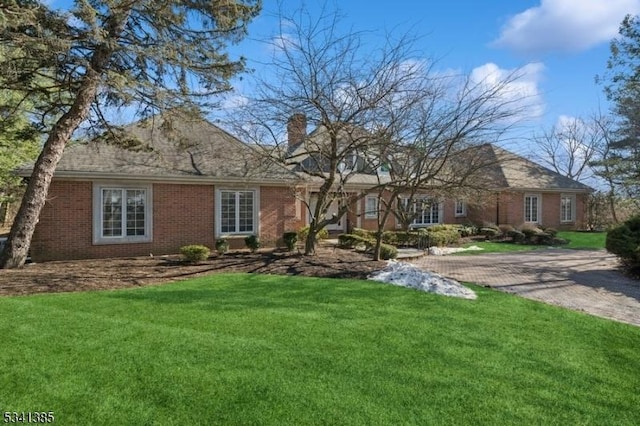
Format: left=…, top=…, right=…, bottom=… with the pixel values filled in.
left=414, top=249, right=640, bottom=327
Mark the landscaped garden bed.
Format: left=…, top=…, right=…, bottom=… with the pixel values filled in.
left=0, top=246, right=385, bottom=297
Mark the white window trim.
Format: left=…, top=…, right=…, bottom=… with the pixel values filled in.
left=338, top=152, right=358, bottom=173
left=524, top=193, right=541, bottom=224
left=364, top=196, right=379, bottom=219
left=410, top=197, right=443, bottom=228
left=454, top=200, right=467, bottom=217
left=215, top=188, right=260, bottom=238
left=92, top=183, right=153, bottom=245
left=560, top=193, right=576, bottom=223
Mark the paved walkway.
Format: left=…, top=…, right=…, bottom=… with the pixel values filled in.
left=412, top=249, right=640, bottom=327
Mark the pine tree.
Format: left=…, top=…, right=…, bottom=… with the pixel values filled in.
left=0, top=0, right=260, bottom=268
left=599, top=14, right=640, bottom=204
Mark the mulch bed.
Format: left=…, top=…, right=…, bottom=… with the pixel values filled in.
left=0, top=246, right=387, bottom=297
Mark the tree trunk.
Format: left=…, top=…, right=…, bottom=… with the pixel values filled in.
left=304, top=228, right=317, bottom=256
left=607, top=188, right=619, bottom=224
left=0, top=11, right=130, bottom=269
left=372, top=235, right=382, bottom=261
left=0, top=90, right=98, bottom=268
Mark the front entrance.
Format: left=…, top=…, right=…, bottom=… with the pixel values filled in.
left=309, top=194, right=345, bottom=232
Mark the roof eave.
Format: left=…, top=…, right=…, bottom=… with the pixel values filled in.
left=22, top=170, right=306, bottom=187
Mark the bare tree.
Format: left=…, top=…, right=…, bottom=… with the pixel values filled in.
left=366, top=94, right=522, bottom=261
left=230, top=5, right=527, bottom=256
left=530, top=115, right=604, bottom=182
left=230, top=6, right=435, bottom=255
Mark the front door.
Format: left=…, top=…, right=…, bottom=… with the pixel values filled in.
left=309, top=195, right=345, bottom=232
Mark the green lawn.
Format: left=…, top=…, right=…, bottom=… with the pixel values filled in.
left=1, top=273, right=638, bottom=425
left=558, top=231, right=607, bottom=250
left=460, top=231, right=607, bottom=254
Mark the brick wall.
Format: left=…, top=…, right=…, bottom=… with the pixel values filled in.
left=31, top=180, right=303, bottom=261
left=345, top=190, right=590, bottom=232
left=30, top=180, right=590, bottom=261
left=468, top=191, right=589, bottom=229
left=153, top=183, right=215, bottom=252
left=31, top=181, right=94, bottom=261
left=259, top=187, right=305, bottom=246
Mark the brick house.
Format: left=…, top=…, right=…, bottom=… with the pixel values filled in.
left=21, top=113, right=592, bottom=262
left=284, top=114, right=593, bottom=234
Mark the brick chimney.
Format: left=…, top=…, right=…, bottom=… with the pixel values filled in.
left=287, top=113, right=307, bottom=153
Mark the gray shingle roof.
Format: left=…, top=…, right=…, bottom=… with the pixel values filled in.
left=486, top=144, right=593, bottom=192
left=36, top=113, right=299, bottom=183
left=28, top=111, right=591, bottom=193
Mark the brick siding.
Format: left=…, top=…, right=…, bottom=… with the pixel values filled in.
left=29, top=180, right=589, bottom=262
left=31, top=181, right=304, bottom=261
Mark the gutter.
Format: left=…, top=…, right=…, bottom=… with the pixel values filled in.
left=16, top=170, right=309, bottom=187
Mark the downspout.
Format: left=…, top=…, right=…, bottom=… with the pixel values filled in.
left=496, top=192, right=500, bottom=226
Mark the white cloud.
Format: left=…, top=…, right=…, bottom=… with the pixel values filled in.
left=271, top=34, right=294, bottom=51
left=492, top=0, right=640, bottom=55
left=220, top=92, right=249, bottom=109
left=470, top=62, right=546, bottom=120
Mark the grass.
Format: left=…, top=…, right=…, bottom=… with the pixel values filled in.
left=460, top=231, right=606, bottom=255
left=1, top=273, right=639, bottom=425
left=558, top=231, right=607, bottom=250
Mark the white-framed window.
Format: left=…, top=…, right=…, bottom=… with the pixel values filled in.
left=93, top=183, right=153, bottom=244
left=403, top=197, right=442, bottom=227
left=560, top=194, right=576, bottom=223
left=364, top=196, right=379, bottom=219
left=216, top=189, right=259, bottom=236
left=338, top=152, right=358, bottom=173
left=524, top=193, right=541, bottom=223
left=455, top=200, right=466, bottom=217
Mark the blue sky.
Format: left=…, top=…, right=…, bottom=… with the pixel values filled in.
left=224, top=0, right=640, bottom=143
left=47, top=0, right=639, bottom=148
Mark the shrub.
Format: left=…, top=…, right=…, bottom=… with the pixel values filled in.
left=298, top=226, right=329, bottom=242
left=458, top=225, right=476, bottom=237
left=282, top=232, right=298, bottom=251
left=520, top=225, right=543, bottom=238
left=215, top=238, right=229, bottom=255
left=606, top=215, right=640, bottom=273
left=381, top=231, right=398, bottom=246
left=180, top=245, right=210, bottom=263
left=394, top=231, right=419, bottom=247
left=352, top=228, right=373, bottom=239
left=544, top=227, right=558, bottom=237
left=507, top=229, right=526, bottom=243
left=379, top=243, right=398, bottom=260
left=424, top=228, right=461, bottom=247
left=548, top=236, right=569, bottom=246
left=480, top=227, right=500, bottom=239
left=244, top=235, right=261, bottom=253
left=337, top=233, right=372, bottom=249
left=427, top=224, right=449, bottom=232
left=499, top=224, right=514, bottom=235
left=537, top=232, right=555, bottom=245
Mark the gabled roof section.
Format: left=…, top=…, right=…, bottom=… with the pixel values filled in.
left=286, top=123, right=376, bottom=172
left=482, top=144, right=593, bottom=192
left=33, top=111, right=299, bottom=183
